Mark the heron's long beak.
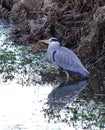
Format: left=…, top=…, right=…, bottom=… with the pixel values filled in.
left=38, top=39, right=49, bottom=44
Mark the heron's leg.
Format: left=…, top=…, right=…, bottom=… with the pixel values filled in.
left=64, top=70, right=70, bottom=83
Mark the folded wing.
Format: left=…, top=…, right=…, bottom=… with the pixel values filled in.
left=53, top=47, right=89, bottom=77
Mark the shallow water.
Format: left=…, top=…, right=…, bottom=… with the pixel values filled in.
left=0, top=20, right=105, bottom=130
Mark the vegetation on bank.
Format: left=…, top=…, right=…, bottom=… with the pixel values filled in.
left=0, top=0, right=105, bottom=82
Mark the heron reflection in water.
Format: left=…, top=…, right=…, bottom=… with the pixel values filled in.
left=47, top=80, right=88, bottom=109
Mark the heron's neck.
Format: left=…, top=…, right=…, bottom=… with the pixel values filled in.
left=48, top=42, right=60, bottom=50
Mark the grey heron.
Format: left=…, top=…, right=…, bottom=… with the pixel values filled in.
left=38, top=37, right=90, bottom=81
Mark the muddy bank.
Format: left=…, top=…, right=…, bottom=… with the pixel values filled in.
left=0, top=0, right=105, bottom=81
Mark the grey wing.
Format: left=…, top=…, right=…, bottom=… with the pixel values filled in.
left=54, top=48, right=84, bottom=73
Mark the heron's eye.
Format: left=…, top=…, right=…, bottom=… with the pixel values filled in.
left=50, top=38, right=58, bottom=42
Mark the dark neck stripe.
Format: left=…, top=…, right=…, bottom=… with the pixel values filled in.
left=52, top=50, right=57, bottom=61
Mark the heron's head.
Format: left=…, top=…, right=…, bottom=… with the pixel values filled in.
left=38, top=37, right=60, bottom=46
